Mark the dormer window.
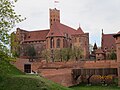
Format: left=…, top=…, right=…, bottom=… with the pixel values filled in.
left=105, top=47, right=107, bottom=50
left=28, top=36, right=30, bottom=38
left=51, top=33, right=54, bottom=35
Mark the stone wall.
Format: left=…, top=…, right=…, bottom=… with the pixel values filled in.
left=12, top=59, right=119, bottom=87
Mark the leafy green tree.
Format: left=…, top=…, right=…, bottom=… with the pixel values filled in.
left=72, top=46, right=83, bottom=61
left=42, top=49, right=51, bottom=63
left=26, top=45, right=36, bottom=62
left=0, top=50, right=9, bottom=61
left=0, top=0, right=25, bottom=56
left=106, top=52, right=117, bottom=60
left=10, top=32, right=20, bottom=57
left=110, top=52, right=117, bottom=60
left=60, top=48, right=72, bottom=62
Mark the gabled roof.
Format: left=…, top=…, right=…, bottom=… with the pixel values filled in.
left=75, top=27, right=84, bottom=34
left=47, top=22, right=76, bottom=37
left=118, top=31, right=120, bottom=34
left=96, top=48, right=104, bottom=54
left=24, top=29, right=49, bottom=42
left=46, top=22, right=64, bottom=37
left=58, top=23, right=76, bottom=35
left=113, top=31, right=120, bottom=37
left=102, top=34, right=116, bottom=51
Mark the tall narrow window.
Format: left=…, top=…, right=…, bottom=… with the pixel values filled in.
left=57, top=38, right=60, bottom=48
left=79, top=38, right=81, bottom=42
left=75, top=38, right=77, bottom=42
left=50, top=37, right=54, bottom=48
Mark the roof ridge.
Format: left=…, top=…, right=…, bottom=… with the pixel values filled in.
left=103, top=33, right=115, bottom=35
left=60, top=23, right=76, bottom=31
left=28, top=29, right=50, bottom=32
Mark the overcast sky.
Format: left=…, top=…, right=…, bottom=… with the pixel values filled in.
left=13, top=0, right=120, bottom=46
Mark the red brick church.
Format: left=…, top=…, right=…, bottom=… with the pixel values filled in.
left=12, top=8, right=89, bottom=59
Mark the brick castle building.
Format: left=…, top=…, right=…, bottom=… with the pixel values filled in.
left=11, top=8, right=89, bottom=59
left=92, top=30, right=116, bottom=60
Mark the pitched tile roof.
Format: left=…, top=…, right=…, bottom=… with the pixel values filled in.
left=47, top=22, right=76, bottom=37
left=75, top=27, right=84, bottom=34
left=96, top=48, right=104, bottom=54
left=102, top=34, right=116, bottom=51
left=113, top=31, right=120, bottom=37
left=46, top=22, right=64, bottom=37
left=24, top=29, right=49, bottom=42
left=118, top=31, right=120, bottom=34
left=58, top=23, right=76, bottom=35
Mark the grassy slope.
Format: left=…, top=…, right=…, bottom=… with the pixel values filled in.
left=1, top=60, right=120, bottom=90
left=0, top=60, right=23, bottom=75
left=0, top=60, right=72, bottom=90
left=71, top=85, right=120, bottom=90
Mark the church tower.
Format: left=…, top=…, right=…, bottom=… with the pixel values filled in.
left=49, top=8, right=60, bottom=28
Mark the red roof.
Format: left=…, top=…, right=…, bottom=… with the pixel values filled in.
left=113, top=31, right=120, bottom=37
left=96, top=48, right=104, bottom=54
left=75, top=27, right=84, bottom=34
left=47, top=22, right=76, bottom=37
left=102, top=34, right=116, bottom=51
left=18, top=22, right=86, bottom=41
left=59, top=23, right=76, bottom=35
left=118, top=31, right=120, bottom=34
left=47, top=22, right=64, bottom=37
left=24, top=29, right=49, bottom=42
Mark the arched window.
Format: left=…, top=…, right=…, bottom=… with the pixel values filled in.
left=57, top=38, right=60, bottom=48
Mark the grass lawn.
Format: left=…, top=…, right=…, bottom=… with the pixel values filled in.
left=70, top=85, right=120, bottom=90
left=0, top=60, right=72, bottom=90
left=0, top=74, right=72, bottom=90
left=1, top=60, right=120, bottom=90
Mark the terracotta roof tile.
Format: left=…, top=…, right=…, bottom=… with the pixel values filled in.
left=117, top=31, right=120, bottom=34
left=113, top=31, right=120, bottom=37
left=58, top=23, right=76, bottom=35
left=102, top=34, right=116, bottom=51
left=47, top=22, right=76, bottom=37
left=96, top=48, right=104, bottom=54
left=24, top=29, right=49, bottom=42
left=75, top=27, right=84, bottom=34
left=47, top=22, right=64, bottom=37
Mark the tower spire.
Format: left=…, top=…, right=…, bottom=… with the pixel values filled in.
left=79, top=23, right=80, bottom=28
left=102, top=29, right=104, bottom=35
